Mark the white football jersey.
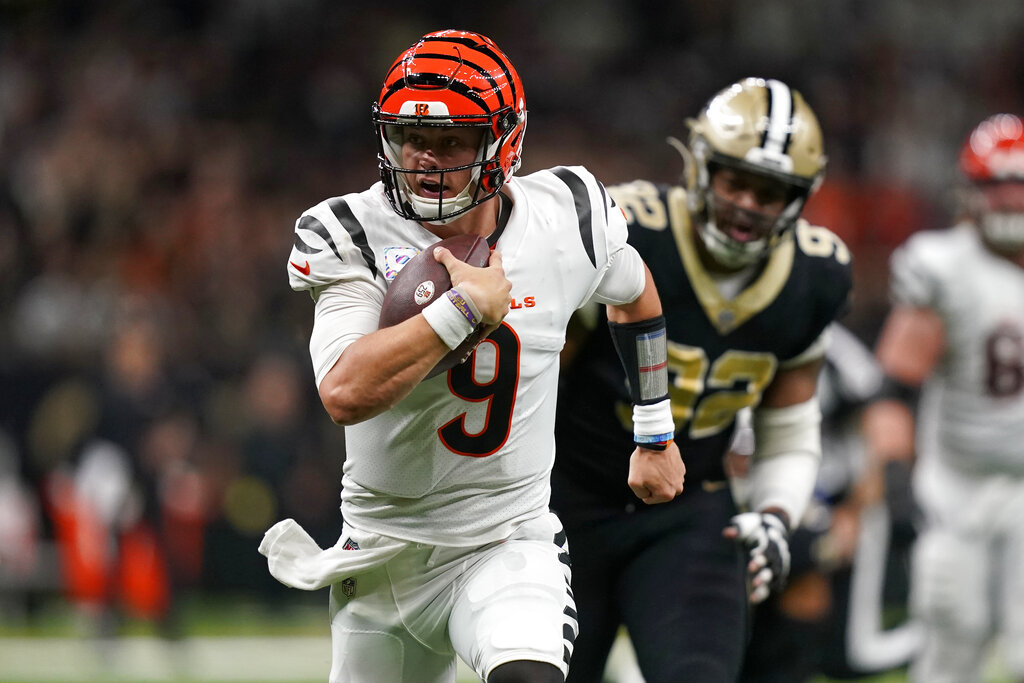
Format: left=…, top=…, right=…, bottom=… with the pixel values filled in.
left=288, top=166, right=635, bottom=545
left=889, top=223, right=1024, bottom=475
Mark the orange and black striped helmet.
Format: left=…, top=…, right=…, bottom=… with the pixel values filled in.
left=960, top=114, right=1024, bottom=183
left=372, top=30, right=527, bottom=223
left=959, top=114, right=1024, bottom=253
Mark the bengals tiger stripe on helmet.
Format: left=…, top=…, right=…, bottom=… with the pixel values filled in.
left=372, top=30, right=528, bottom=224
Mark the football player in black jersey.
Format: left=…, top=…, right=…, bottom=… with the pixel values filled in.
left=551, top=78, right=853, bottom=682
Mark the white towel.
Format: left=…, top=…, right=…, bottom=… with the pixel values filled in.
left=258, top=518, right=406, bottom=591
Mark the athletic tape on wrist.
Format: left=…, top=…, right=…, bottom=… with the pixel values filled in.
left=422, top=289, right=475, bottom=350
left=632, top=397, right=675, bottom=448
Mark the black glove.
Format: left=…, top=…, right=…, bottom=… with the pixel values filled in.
left=724, top=511, right=791, bottom=603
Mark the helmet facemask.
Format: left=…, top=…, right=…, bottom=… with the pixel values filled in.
left=372, top=30, right=527, bottom=225
left=965, top=181, right=1024, bottom=255
left=690, top=138, right=816, bottom=269
left=679, top=78, right=826, bottom=270
left=374, top=106, right=513, bottom=224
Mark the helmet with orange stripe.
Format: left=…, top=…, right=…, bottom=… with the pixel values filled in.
left=372, top=30, right=527, bottom=224
left=959, top=114, right=1024, bottom=255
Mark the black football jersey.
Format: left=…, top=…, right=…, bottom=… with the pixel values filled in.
left=552, top=181, right=853, bottom=518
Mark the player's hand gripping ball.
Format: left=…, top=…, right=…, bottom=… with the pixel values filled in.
left=379, top=234, right=491, bottom=379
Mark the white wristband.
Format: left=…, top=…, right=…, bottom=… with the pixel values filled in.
left=422, top=287, right=477, bottom=350
left=632, top=398, right=675, bottom=443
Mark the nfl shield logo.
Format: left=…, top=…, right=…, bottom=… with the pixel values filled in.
left=341, top=537, right=360, bottom=551
left=341, top=577, right=356, bottom=598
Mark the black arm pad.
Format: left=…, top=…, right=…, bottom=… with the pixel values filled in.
left=608, top=315, right=669, bottom=405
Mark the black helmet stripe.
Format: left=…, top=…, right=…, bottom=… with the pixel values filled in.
left=379, top=73, right=490, bottom=111
left=760, top=79, right=794, bottom=155
left=398, top=51, right=506, bottom=108
left=420, top=35, right=519, bottom=104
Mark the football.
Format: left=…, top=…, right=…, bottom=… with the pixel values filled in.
left=379, top=233, right=491, bottom=379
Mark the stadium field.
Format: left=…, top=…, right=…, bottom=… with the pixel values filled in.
left=0, top=595, right=1009, bottom=682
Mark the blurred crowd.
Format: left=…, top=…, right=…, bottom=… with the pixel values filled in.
left=0, top=0, right=1022, bottom=633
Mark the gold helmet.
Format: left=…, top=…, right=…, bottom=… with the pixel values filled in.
left=682, top=77, right=826, bottom=268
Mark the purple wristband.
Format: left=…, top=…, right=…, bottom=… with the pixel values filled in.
left=446, top=289, right=479, bottom=327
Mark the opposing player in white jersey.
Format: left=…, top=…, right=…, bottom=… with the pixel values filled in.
left=875, top=113, right=1024, bottom=683
left=257, top=30, right=684, bottom=683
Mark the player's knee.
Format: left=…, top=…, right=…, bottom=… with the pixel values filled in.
left=488, top=659, right=564, bottom=683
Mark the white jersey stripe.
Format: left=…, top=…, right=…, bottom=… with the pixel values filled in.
left=763, top=79, right=794, bottom=156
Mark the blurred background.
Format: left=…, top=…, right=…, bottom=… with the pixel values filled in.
left=0, top=1, right=1021, bottom=681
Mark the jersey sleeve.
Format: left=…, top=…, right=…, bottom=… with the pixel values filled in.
left=592, top=243, right=646, bottom=305
left=547, top=165, right=638, bottom=306
left=824, top=322, right=885, bottom=404
left=308, top=279, right=385, bottom=387
left=888, top=231, right=943, bottom=309
left=287, top=196, right=384, bottom=296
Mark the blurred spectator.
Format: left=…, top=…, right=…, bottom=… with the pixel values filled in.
left=0, top=430, right=43, bottom=619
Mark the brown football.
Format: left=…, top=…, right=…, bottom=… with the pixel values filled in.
left=379, top=233, right=491, bottom=379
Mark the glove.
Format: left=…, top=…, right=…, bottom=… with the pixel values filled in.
left=724, top=511, right=791, bottom=604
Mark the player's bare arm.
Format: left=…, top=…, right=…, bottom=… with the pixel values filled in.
left=318, top=315, right=454, bottom=425
left=608, top=266, right=686, bottom=504
left=875, top=304, right=945, bottom=386
left=760, top=356, right=824, bottom=411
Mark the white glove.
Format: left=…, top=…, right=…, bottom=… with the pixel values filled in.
left=724, top=511, right=791, bottom=604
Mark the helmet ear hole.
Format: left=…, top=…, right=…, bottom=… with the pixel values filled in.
left=497, top=111, right=517, bottom=132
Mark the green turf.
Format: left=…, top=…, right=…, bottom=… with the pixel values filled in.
left=0, top=595, right=1014, bottom=682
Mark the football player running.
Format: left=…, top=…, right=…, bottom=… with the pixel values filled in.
left=551, top=78, right=851, bottom=682
left=258, top=30, right=684, bottom=683
left=874, top=113, right=1024, bottom=683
